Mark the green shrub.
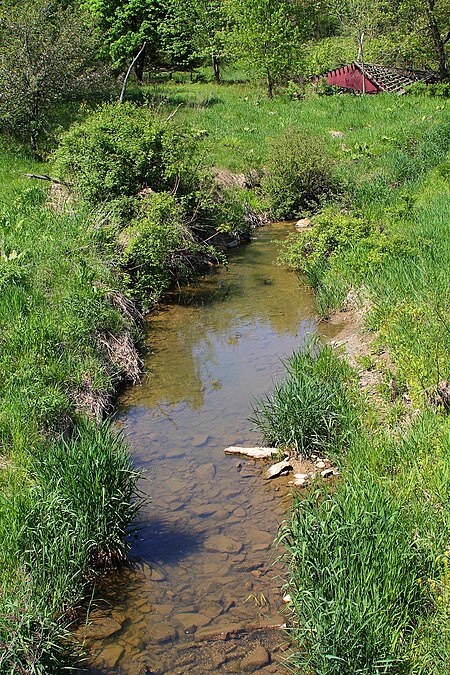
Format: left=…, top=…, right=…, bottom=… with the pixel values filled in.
left=251, top=339, right=357, bottom=458
left=406, top=81, right=450, bottom=98
left=53, top=102, right=206, bottom=205
left=279, top=211, right=373, bottom=275
left=261, top=128, right=337, bottom=219
left=121, top=193, right=197, bottom=307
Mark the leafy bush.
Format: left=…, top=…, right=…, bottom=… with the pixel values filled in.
left=261, top=128, right=337, bottom=219
left=406, top=81, right=450, bottom=98
left=251, top=339, right=357, bottom=458
left=121, top=193, right=197, bottom=307
left=53, top=102, right=206, bottom=205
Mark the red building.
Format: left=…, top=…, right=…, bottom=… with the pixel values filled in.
left=325, top=62, right=436, bottom=95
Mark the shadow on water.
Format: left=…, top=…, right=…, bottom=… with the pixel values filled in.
left=130, top=517, right=204, bottom=566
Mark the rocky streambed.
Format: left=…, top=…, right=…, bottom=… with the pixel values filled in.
left=79, top=222, right=340, bottom=674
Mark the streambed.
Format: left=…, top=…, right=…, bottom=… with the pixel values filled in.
left=81, top=222, right=332, bottom=674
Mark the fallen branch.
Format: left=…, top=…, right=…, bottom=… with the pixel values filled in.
left=23, top=173, right=67, bottom=185
left=119, top=41, right=147, bottom=103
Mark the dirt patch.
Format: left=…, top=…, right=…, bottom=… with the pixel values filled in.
left=212, top=167, right=262, bottom=190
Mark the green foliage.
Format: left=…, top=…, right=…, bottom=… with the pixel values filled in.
left=406, top=81, right=450, bottom=97
left=0, top=422, right=138, bottom=671
left=251, top=339, right=357, bottom=458
left=53, top=102, right=205, bottom=205
left=0, top=0, right=110, bottom=151
left=0, top=152, right=139, bottom=669
left=81, top=0, right=163, bottom=74
left=121, top=193, right=195, bottom=307
left=226, top=0, right=301, bottom=96
left=281, top=475, right=431, bottom=674
left=261, top=129, right=337, bottom=219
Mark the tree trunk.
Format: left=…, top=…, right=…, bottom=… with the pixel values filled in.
left=133, top=43, right=147, bottom=84
left=212, top=54, right=220, bottom=84
left=425, top=0, right=449, bottom=80
left=267, top=69, right=273, bottom=98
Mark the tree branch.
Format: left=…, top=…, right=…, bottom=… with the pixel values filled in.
left=23, top=173, right=67, bottom=185
left=119, top=41, right=147, bottom=103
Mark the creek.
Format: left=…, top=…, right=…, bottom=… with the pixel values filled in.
left=80, top=222, right=335, bottom=674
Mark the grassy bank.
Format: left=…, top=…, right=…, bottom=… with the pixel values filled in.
left=0, top=142, right=142, bottom=671
left=0, top=100, right=253, bottom=671
left=237, top=91, right=449, bottom=670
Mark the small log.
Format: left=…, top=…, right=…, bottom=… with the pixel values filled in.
left=224, top=446, right=279, bottom=459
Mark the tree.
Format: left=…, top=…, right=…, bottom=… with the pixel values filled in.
left=226, top=0, right=300, bottom=97
left=160, top=0, right=229, bottom=83
left=81, top=0, right=164, bottom=82
left=0, top=0, right=107, bottom=152
left=332, top=0, right=449, bottom=78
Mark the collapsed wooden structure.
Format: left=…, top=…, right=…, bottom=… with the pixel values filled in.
left=323, top=62, right=437, bottom=95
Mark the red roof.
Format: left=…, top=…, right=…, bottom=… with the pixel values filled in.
left=325, top=62, right=437, bottom=95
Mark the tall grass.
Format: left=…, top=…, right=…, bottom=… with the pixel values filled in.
left=251, top=339, right=358, bottom=459
left=0, top=147, right=140, bottom=670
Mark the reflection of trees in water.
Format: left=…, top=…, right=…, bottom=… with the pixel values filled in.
left=127, top=225, right=317, bottom=412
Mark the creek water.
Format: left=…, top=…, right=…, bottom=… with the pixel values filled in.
left=80, top=222, right=331, bottom=674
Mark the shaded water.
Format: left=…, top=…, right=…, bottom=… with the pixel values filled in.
left=81, top=222, right=326, bottom=674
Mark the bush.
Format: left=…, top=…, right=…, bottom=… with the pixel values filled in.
left=251, top=339, right=357, bottom=458
left=406, top=81, right=450, bottom=98
left=53, top=102, right=206, bottom=205
left=261, top=128, right=337, bottom=220
left=121, top=193, right=199, bottom=307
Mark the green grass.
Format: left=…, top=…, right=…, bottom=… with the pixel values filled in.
left=251, top=339, right=358, bottom=459
left=130, top=81, right=449, bottom=174
left=0, top=145, right=140, bottom=671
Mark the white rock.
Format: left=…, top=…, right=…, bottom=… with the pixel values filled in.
left=321, top=468, right=334, bottom=478
left=282, top=594, right=292, bottom=603
left=295, top=217, right=312, bottom=230
left=265, top=459, right=292, bottom=479
left=315, top=461, right=326, bottom=469
left=224, top=446, right=279, bottom=459
left=293, top=473, right=308, bottom=480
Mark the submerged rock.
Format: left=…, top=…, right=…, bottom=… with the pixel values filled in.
left=150, top=623, right=178, bottom=644
left=240, top=644, right=271, bottom=671
left=99, top=644, right=124, bottom=668
left=204, top=534, right=243, bottom=554
left=81, top=616, right=122, bottom=639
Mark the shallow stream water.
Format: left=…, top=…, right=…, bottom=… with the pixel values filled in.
left=80, top=222, right=331, bottom=674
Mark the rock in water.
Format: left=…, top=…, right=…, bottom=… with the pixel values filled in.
left=265, top=458, right=292, bottom=479
left=224, top=446, right=279, bottom=459
left=240, top=644, right=271, bottom=671
left=295, top=217, right=312, bottom=230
